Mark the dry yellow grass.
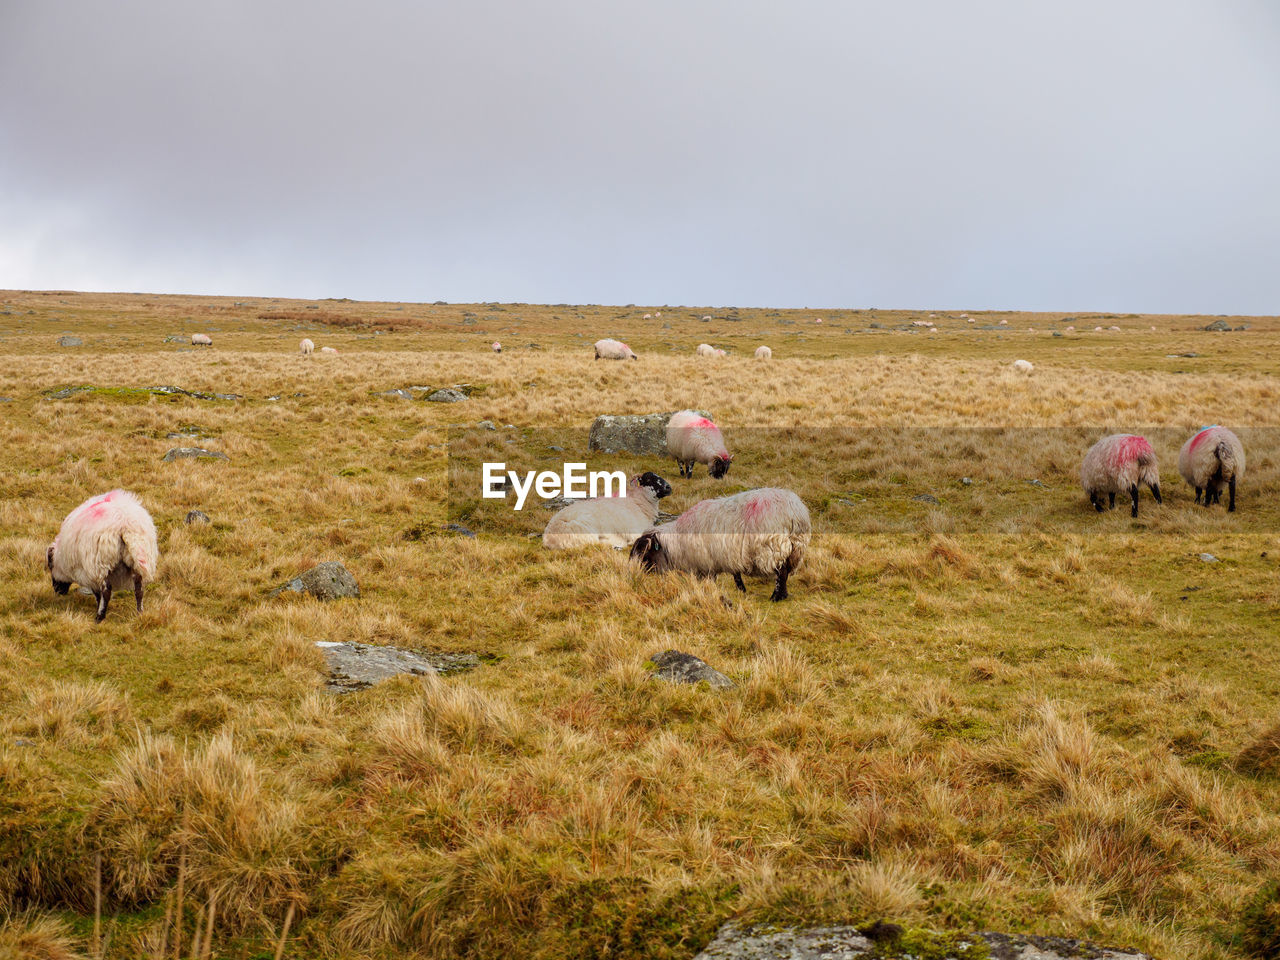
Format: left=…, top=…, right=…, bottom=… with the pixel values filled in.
left=1, top=290, right=1279, bottom=958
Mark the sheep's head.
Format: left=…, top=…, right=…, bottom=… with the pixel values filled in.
left=636, top=472, right=672, bottom=499
left=709, top=455, right=732, bottom=479
left=630, top=532, right=668, bottom=572
left=47, top=544, right=70, bottom=595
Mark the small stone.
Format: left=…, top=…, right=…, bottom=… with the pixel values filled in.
left=912, top=493, right=940, bottom=504
left=272, top=561, right=360, bottom=601
left=547, top=445, right=564, bottom=452
left=477, top=420, right=496, bottom=430
left=1199, top=553, right=1219, bottom=563
left=427, top=388, right=467, bottom=403
left=57, top=336, right=83, bottom=347
left=185, top=510, right=211, bottom=525
left=444, top=523, right=476, bottom=538
left=961, top=477, right=973, bottom=485
left=378, top=389, right=414, bottom=400
left=650, top=650, right=733, bottom=689
left=162, top=447, right=229, bottom=463
left=0, top=397, right=12, bottom=403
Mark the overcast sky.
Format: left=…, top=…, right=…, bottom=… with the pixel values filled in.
left=2, top=1, right=1278, bottom=313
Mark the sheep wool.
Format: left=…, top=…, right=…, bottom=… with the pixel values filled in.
left=543, top=473, right=671, bottom=549
left=492, top=341, right=502, bottom=353
left=47, top=489, right=159, bottom=622
left=667, top=410, right=732, bottom=479
left=1080, top=434, right=1162, bottom=518
left=755, top=345, right=772, bottom=360
left=630, top=487, right=810, bottom=601
left=1013, top=359, right=1033, bottom=373
left=696, top=343, right=716, bottom=357
left=191, top=333, right=212, bottom=346
left=300, top=338, right=315, bottom=355
left=320, top=346, right=338, bottom=354
left=1178, top=425, right=1245, bottom=511
left=594, top=338, right=638, bottom=360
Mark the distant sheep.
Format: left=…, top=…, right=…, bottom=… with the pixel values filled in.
left=1081, top=434, right=1162, bottom=517
left=492, top=341, right=502, bottom=353
left=755, top=345, right=772, bottom=360
left=643, top=314, right=652, bottom=320
left=320, top=346, right=338, bottom=354
left=594, top=338, right=638, bottom=360
left=1178, top=425, right=1245, bottom=511
left=701, top=315, right=713, bottom=321
left=47, top=489, right=158, bottom=622
left=630, top=487, right=810, bottom=601
left=1013, top=359, right=1033, bottom=373
left=191, top=333, right=212, bottom=346
left=543, top=472, right=671, bottom=549
left=300, top=338, right=314, bottom=355
left=667, top=410, right=732, bottom=479
left=696, top=343, right=715, bottom=357
left=712, top=348, right=726, bottom=357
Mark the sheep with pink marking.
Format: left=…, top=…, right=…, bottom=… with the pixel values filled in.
left=755, top=345, right=772, bottom=360
left=1080, top=434, right=1162, bottom=517
left=492, top=341, right=502, bottom=354
left=300, top=338, right=315, bottom=355
left=594, top=338, right=638, bottom=361
left=667, top=409, right=732, bottom=479
left=695, top=343, right=716, bottom=357
left=1178, top=425, right=1245, bottom=511
left=630, top=487, right=810, bottom=601
left=543, top=472, right=672, bottom=549
left=47, top=489, right=159, bottom=622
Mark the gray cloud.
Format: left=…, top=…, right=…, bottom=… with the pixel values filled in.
left=2, top=0, right=1278, bottom=311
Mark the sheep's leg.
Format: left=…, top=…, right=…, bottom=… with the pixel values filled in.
left=1204, top=486, right=1215, bottom=508
left=1228, top=476, right=1236, bottom=512
left=1194, top=486, right=1202, bottom=504
left=1129, top=485, right=1140, bottom=518
left=1090, top=492, right=1103, bottom=513
left=1108, top=492, right=1116, bottom=510
left=133, top=574, right=145, bottom=613
left=1150, top=483, right=1162, bottom=505
left=770, top=564, right=791, bottom=602
left=733, top=573, right=746, bottom=593
left=95, top=584, right=112, bottom=622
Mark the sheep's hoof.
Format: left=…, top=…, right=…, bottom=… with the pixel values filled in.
left=769, top=589, right=787, bottom=602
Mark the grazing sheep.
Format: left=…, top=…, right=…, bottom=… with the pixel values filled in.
left=1013, top=359, right=1033, bottom=373
left=701, top=315, right=712, bottom=321
left=492, top=341, right=502, bottom=353
left=1081, top=434, right=1162, bottom=517
left=630, top=487, right=810, bottom=601
left=1178, top=425, right=1245, bottom=511
left=543, top=472, right=672, bottom=549
left=696, top=343, right=716, bottom=357
left=191, top=333, right=212, bottom=346
left=667, top=410, right=732, bottom=479
left=300, top=338, right=314, bottom=355
left=47, top=489, right=158, bottom=622
left=594, top=338, right=638, bottom=361
left=320, top=346, right=338, bottom=354
left=755, top=345, right=772, bottom=360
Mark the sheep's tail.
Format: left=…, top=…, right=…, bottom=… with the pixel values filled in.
left=1216, top=440, right=1236, bottom=478
left=121, top=530, right=156, bottom=583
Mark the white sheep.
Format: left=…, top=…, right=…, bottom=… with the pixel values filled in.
left=630, top=487, right=810, bottom=601
left=1178, top=425, right=1245, bottom=511
left=47, top=489, right=158, bottom=622
left=191, top=333, right=212, bottom=346
left=300, top=338, right=314, bottom=355
left=594, top=338, right=638, bottom=361
left=713, top=348, right=727, bottom=357
left=695, top=343, right=716, bottom=357
left=1080, top=434, right=1162, bottom=517
left=755, top=345, right=772, bottom=360
left=321, top=346, right=338, bottom=354
left=701, top=315, right=713, bottom=321
left=667, top=410, right=732, bottom=479
left=643, top=314, right=652, bottom=320
left=544, top=473, right=672, bottom=549
left=1012, top=359, right=1033, bottom=373
left=492, top=341, right=502, bottom=353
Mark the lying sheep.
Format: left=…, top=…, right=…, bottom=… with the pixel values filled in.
left=594, top=338, right=638, bottom=360
left=630, top=487, right=810, bottom=601
left=1013, top=359, right=1033, bottom=373
left=47, top=489, right=158, bottom=622
left=1178, top=425, right=1245, bottom=511
left=1081, top=434, right=1162, bottom=517
left=300, top=338, right=315, bottom=355
left=492, top=341, right=502, bottom=353
left=320, top=346, right=338, bottom=354
left=695, top=343, right=716, bottom=357
left=755, top=345, right=772, bottom=360
left=667, top=410, right=732, bottom=479
left=191, top=333, right=212, bottom=346
left=543, top=472, right=671, bottom=549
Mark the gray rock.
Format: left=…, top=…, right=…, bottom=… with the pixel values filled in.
left=650, top=650, right=733, bottom=689
left=273, top=561, right=360, bottom=600
left=315, top=640, right=436, bottom=692
left=477, top=420, right=496, bottom=430
left=162, top=447, right=229, bottom=463
left=377, top=389, right=414, bottom=400
left=444, top=523, right=476, bottom=538
left=0, top=397, right=12, bottom=403
left=588, top=410, right=712, bottom=457
left=1235, top=324, right=1250, bottom=331
left=1202, top=319, right=1232, bottom=331
left=547, top=445, right=564, bottom=452
left=912, top=493, right=941, bottom=504
left=185, top=510, right=211, bottom=525
left=57, top=336, right=83, bottom=347
left=693, top=924, right=1154, bottom=960
left=427, top=388, right=468, bottom=403
left=542, top=495, right=574, bottom=510
left=961, top=477, right=973, bottom=485
left=1199, top=553, right=1219, bottom=563
left=163, top=335, right=186, bottom=343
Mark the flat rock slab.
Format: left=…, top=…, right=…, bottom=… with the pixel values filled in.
left=588, top=409, right=712, bottom=457
left=316, top=641, right=480, bottom=692
left=57, top=336, right=83, bottom=346
left=650, top=650, right=733, bottom=689
left=427, top=388, right=467, bottom=402
left=273, top=561, right=360, bottom=600
left=163, top=447, right=229, bottom=462
left=693, top=925, right=1154, bottom=960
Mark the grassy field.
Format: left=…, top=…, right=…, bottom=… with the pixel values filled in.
left=1, top=290, right=1278, bottom=959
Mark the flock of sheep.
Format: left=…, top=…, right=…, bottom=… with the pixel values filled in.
left=42, top=332, right=1247, bottom=620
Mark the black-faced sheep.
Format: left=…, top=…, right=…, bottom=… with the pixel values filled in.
left=630, top=487, right=810, bottom=601
left=1080, top=434, right=1162, bottom=518
left=1178, top=425, right=1244, bottom=511
left=666, top=410, right=732, bottom=479
left=543, top=472, right=672, bottom=549
left=47, top=489, right=159, bottom=622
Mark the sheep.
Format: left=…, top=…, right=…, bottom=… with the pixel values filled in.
left=492, top=341, right=502, bottom=353
left=712, top=348, right=727, bottom=357
left=1081, top=434, right=1162, bottom=517
left=667, top=409, right=732, bottom=479
left=755, top=345, right=772, bottom=360
left=1178, top=425, right=1245, bottom=511
left=696, top=343, right=716, bottom=357
left=701, top=315, right=713, bottom=321
left=191, top=333, right=212, bottom=346
left=630, top=487, right=810, bottom=601
left=594, top=338, right=638, bottom=360
left=643, top=314, right=652, bottom=320
left=1012, top=359, right=1033, bottom=373
left=300, top=338, right=314, bottom=355
left=543, top=472, right=672, bottom=549
left=321, top=346, right=338, bottom=354
left=47, top=489, right=158, bottom=622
